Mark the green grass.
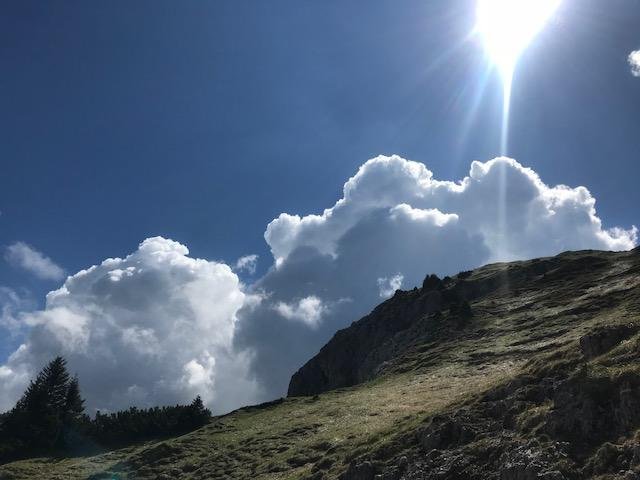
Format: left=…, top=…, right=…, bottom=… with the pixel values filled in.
left=0, top=361, right=519, bottom=480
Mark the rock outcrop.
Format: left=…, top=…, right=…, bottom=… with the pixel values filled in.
left=288, top=275, right=472, bottom=396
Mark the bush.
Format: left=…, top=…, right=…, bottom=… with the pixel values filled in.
left=88, top=396, right=211, bottom=446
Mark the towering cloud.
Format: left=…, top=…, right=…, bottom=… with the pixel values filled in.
left=0, top=157, right=636, bottom=413
left=0, top=237, right=260, bottom=414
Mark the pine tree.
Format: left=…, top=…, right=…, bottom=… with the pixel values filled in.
left=1, top=357, right=76, bottom=454
left=64, top=376, right=85, bottom=422
left=188, top=396, right=211, bottom=426
left=41, top=356, right=71, bottom=413
left=60, top=375, right=87, bottom=452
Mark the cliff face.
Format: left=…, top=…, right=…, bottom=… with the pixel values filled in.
left=287, top=282, right=448, bottom=397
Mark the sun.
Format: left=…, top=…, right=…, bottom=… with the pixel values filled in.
left=476, top=0, right=562, bottom=155
left=476, top=0, right=561, bottom=80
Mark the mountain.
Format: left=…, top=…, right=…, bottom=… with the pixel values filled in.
left=1, top=248, right=640, bottom=480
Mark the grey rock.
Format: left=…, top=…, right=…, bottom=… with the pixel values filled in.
left=288, top=287, right=448, bottom=396
left=416, top=416, right=475, bottom=452
left=341, top=461, right=375, bottom=480
left=579, top=324, right=638, bottom=360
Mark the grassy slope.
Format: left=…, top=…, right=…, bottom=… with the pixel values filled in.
left=1, top=249, right=639, bottom=480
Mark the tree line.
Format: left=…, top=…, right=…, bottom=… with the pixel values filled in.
left=0, top=357, right=211, bottom=463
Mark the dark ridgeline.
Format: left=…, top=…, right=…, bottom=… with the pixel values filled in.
left=0, top=357, right=211, bottom=463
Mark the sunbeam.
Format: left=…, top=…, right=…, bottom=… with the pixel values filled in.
left=476, top=0, right=561, bottom=155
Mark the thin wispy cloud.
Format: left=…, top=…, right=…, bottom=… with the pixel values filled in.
left=0, top=287, right=33, bottom=334
left=5, top=242, right=65, bottom=281
left=235, top=254, right=259, bottom=275
left=629, top=50, right=640, bottom=77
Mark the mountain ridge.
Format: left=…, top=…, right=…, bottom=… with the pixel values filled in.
left=289, top=247, right=640, bottom=398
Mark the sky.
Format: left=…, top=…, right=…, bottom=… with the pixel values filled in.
left=0, top=0, right=639, bottom=414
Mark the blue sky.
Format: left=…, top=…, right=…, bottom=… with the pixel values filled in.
left=1, top=0, right=639, bottom=411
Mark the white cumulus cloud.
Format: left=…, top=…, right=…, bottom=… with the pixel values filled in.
left=0, top=237, right=261, bottom=414
left=266, top=156, right=635, bottom=265
left=629, top=50, right=640, bottom=77
left=5, top=242, right=65, bottom=281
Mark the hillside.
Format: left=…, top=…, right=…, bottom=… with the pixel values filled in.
left=1, top=247, right=640, bottom=480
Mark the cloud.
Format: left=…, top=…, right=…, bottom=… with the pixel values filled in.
left=0, top=237, right=261, bottom=414
left=0, top=287, right=30, bottom=334
left=5, top=242, right=65, bottom=281
left=235, top=254, right=259, bottom=275
left=274, top=296, right=328, bottom=328
left=235, top=156, right=636, bottom=400
left=377, top=274, right=404, bottom=298
left=629, top=50, right=640, bottom=77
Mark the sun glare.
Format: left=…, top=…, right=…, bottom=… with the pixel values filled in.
left=476, top=0, right=561, bottom=156
left=476, top=0, right=561, bottom=79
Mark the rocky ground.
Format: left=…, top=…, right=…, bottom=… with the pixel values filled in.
left=1, top=248, right=639, bottom=479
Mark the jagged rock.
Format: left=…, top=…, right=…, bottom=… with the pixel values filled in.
left=341, top=461, right=375, bottom=480
left=589, top=442, right=624, bottom=474
left=616, top=381, right=640, bottom=430
left=579, top=324, right=638, bottom=359
left=547, top=371, right=640, bottom=448
left=375, top=467, right=400, bottom=480
left=422, top=274, right=443, bottom=291
left=499, top=442, right=567, bottom=480
left=416, top=416, right=475, bottom=451
left=288, top=286, right=447, bottom=396
left=631, top=444, right=640, bottom=466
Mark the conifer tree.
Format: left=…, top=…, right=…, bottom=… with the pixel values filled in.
left=1, top=357, right=210, bottom=461
left=41, top=356, right=71, bottom=413
left=64, top=376, right=85, bottom=422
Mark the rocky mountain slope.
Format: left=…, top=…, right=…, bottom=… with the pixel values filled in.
left=1, top=247, right=640, bottom=480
